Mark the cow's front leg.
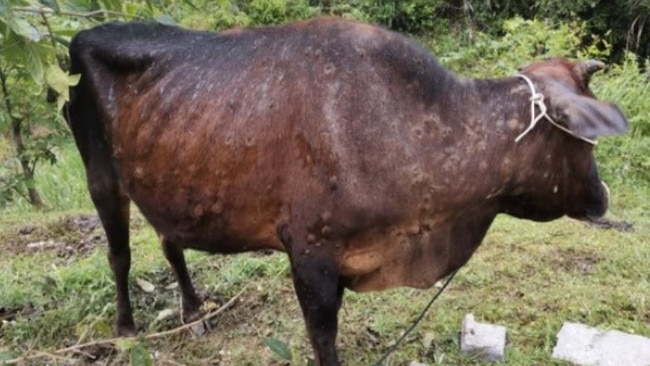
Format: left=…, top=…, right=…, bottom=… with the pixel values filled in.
left=288, top=242, right=344, bottom=366
left=160, top=237, right=203, bottom=323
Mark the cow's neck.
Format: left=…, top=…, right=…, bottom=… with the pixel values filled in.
left=415, top=76, right=535, bottom=205
left=462, top=76, right=568, bottom=220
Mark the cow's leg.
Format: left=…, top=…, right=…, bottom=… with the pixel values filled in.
left=291, top=256, right=344, bottom=366
left=160, top=237, right=203, bottom=322
left=282, top=227, right=344, bottom=366
left=86, top=162, right=135, bottom=336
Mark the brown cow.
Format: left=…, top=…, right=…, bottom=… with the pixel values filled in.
left=65, top=17, right=627, bottom=365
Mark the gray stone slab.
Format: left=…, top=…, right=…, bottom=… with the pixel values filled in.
left=460, top=313, right=507, bottom=362
left=552, top=322, right=650, bottom=366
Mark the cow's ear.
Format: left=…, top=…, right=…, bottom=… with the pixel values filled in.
left=555, top=94, right=628, bottom=140
left=552, top=88, right=627, bottom=139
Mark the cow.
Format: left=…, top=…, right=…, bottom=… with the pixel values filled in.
left=65, top=17, right=627, bottom=365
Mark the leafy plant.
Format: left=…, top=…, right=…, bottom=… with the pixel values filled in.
left=0, top=0, right=168, bottom=209
left=326, top=0, right=450, bottom=35
left=264, top=337, right=293, bottom=361
left=246, top=0, right=319, bottom=25
left=466, top=0, right=649, bottom=63
left=593, top=54, right=650, bottom=186
left=0, top=2, right=89, bottom=208
left=435, top=16, right=608, bottom=77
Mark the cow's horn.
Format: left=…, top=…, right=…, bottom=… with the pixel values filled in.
left=576, top=60, right=606, bottom=81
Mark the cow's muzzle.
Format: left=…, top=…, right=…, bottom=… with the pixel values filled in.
left=585, top=180, right=610, bottom=221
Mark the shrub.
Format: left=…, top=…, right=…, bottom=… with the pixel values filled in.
left=433, top=16, right=607, bottom=77
left=593, top=54, right=650, bottom=186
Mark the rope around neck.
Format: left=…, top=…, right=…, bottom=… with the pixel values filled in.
left=372, top=269, right=458, bottom=366
left=514, top=74, right=597, bottom=145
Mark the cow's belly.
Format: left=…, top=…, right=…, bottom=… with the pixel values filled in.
left=338, top=219, right=455, bottom=292
left=134, top=197, right=286, bottom=253
left=119, top=160, right=287, bottom=254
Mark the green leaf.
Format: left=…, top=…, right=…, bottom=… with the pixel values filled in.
left=0, top=351, right=16, bottom=362
left=45, top=63, right=69, bottom=95
left=26, top=43, right=45, bottom=85
left=114, top=337, right=137, bottom=352
left=263, top=337, right=292, bottom=361
left=46, top=63, right=80, bottom=111
left=8, top=17, right=41, bottom=41
left=68, top=73, right=81, bottom=85
left=0, top=2, right=13, bottom=21
left=51, top=27, right=80, bottom=37
left=129, top=344, right=153, bottom=366
left=92, top=319, right=113, bottom=338
left=2, top=29, right=53, bottom=85
left=122, top=2, right=141, bottom=17
left=155, top=14, right=176, bottom=25
left=38, top=0, right=61, bottom=13
left=180, top=0, right=199, bottom=10
left=100, top=0, right=122, bottom=12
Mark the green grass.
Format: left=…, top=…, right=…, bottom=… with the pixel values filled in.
left=1, top=142, right=93, bottom=213
left=1, top=143, right=649, bottom=365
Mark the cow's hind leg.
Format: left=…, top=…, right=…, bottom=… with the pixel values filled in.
left=281, top=226, right=344, bottom=366
left=86, top=158, right=135, bottom=336
left=160, top=238, right=203, bottom=322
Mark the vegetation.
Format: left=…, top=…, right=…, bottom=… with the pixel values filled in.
left=0, top=0, right=648, bottom=365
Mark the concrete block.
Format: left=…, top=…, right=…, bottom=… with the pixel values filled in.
left=552, top=322, right=650, bottom=366
left=460, top=313, right=507, bottom=362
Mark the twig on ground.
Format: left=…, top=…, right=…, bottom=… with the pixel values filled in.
left=160, top=358, right=189, bottom=366
left=32, top=350, right=75, bottom=363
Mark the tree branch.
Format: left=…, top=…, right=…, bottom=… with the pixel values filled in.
left=0, top=68, right=45, bottom=208
left=12, top=6, right=143, bottom=20
left=0, top=68, right=16, bottom=122
left=39, top=11, right=59, bottom=50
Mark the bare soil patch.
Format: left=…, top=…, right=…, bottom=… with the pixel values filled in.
left=549, top=247, right=601, bottom=274
left=586, top=217, right=635, bottom=232
left=1, top=215, right=143, bottom=258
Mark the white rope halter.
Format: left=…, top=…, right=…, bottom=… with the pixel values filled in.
left=514, top=74, right=597, bottom=145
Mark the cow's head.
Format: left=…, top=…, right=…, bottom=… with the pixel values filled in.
left=504, top=58, right=627, bottom=222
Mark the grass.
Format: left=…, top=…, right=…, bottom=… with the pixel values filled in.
left=5, top=143, right=93, bottom=213
left=0, top=141, right=649, bottom=365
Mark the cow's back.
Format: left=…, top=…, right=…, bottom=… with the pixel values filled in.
left=67, top=18, right=468, bottom=263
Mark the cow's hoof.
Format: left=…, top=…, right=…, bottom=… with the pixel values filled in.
left=182, top=308, right=205, bottom=323
left=182, top=308, right=209, bottom=336
left=184, top=309, right=209, bottom=336
left=189, top=321, right=208, bottom=336
left=116, top=324, right=138, bottom=337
